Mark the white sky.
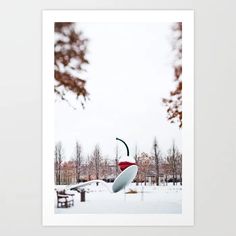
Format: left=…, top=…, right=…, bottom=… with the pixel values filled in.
left=55, top=23, right=182, bottom=160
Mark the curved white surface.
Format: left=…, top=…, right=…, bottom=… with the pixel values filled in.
left=68, top=165, right=138, bottom=193
left=112, top=165, right=138, bottom=193
left=69, top=180, right=113, bottom=193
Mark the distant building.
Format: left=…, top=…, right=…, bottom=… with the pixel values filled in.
left=60, top=161, right=76, bottom=185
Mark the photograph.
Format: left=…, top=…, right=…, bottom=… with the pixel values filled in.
left=43, top=10, right=194, bottom=225
left=2, top=1, right=236, bottom=235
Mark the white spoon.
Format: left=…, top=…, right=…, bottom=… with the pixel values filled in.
left=69, top=165, right=138, bottom=193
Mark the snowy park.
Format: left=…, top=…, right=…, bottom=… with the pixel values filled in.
left=55, top=183, right=182, bottom=214
left=53, top=22, right=183, bottom=216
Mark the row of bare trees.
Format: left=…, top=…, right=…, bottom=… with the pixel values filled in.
left=54, top=142, right=110, bottom=185
left=54, top=139, right=182, bottom=186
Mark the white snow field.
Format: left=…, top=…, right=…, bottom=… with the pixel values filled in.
left=55, top=183, right=182, bottom=214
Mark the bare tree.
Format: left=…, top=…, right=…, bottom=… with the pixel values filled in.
left=161, top=162, right=171, bottom=186
left=86, top=155, right=93, bottom=181
left=139, top=152, right=152, bottom=186
left=166, top=142, right=179, bottom=185
left=92, top=144, right=102, bottom=185
left=163, top=22, right=182, bottom=128
left=134, top=145, right=141, bottom=185
left=115, top=145, right=119, bottom=177
left=54, top=142, right=64, bottom=185
left=153, top=137, right=161, bottom=186
left=176, top=152, right=182, bottom=185
left=54, top=23, right=89, bottom=107
left=74, top=141, right=82, bottom=183
left=100, top=158, right=113, bottom=181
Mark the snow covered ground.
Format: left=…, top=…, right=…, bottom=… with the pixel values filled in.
left=55, top=183, right=182, bottom=214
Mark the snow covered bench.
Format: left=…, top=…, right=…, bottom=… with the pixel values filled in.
left=55, top=189, right=75, bottom=208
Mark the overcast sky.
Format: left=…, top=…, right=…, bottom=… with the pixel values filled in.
left=55, top=23, right=182, bottom=160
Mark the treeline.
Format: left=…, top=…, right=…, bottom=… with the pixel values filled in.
left=54, top=138, right=182, bottom=186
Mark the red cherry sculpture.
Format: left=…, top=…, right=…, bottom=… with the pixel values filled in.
left=118, top=161, right=136, bottom=171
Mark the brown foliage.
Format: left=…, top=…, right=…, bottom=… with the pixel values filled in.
left=163, top=22, right=182, bottom=128
left=54, top=23, right=89, bottom=107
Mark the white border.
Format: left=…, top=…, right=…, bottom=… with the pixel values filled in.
left=42, top=10, right=194, bottom=226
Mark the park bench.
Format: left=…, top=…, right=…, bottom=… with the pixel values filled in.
left=55, top=189, right=75, bottom=208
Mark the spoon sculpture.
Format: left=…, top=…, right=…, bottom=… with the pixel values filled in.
left=69, top=138, right=138, bottom=193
